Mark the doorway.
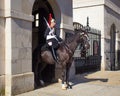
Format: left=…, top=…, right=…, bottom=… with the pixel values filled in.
left=32, top=0, right=55, bottom=85
left=110, top=23, right=116, bottom=70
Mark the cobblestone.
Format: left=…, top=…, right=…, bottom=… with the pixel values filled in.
left=16, top=71, right=120, bottom=96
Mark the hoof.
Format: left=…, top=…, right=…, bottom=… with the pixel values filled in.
left=58, top=78, right=62, bottom=83
left=62, top=87, right=67, bottom=90
left=62, top=84, right=67, bottom=90
left=67, top=85, right=72, bottom=89
left=68, top=82, right=72, bottom=89
left=62, top=86, right=67, bottom=90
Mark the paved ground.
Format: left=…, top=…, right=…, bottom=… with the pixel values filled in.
left=16, top=71, right=120, bottom=96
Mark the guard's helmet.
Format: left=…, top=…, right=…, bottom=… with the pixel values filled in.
left=48, top=13, right=55, bottom=25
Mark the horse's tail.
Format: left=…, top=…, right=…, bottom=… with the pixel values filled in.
left=32, top=46, right=42, bottom=73
left=32, top=46, right=43, bottom=88
left=32, top=48, right=37, bottom=73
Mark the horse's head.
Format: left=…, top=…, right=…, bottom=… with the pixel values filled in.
left=79, top=30, right=90, bottom=51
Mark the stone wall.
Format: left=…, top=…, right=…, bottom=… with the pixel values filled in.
left=11, top=18, right=34, bottom=95
left=0, top=0, right=5, bottom=94
left=4, top=0, right=34, bottom=95
left=0, top=17, right=5, bottom=96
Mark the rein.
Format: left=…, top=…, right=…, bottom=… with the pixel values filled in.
left=59, top=42, right=73, bottom=54
left=64, top=43, right=73, bottom=54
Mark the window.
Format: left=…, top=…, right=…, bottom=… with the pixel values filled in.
left=93, top=40, right=99, bottom=55
left=35, top=13, right=39, bottom=27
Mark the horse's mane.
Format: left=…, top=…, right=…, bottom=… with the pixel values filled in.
left=64, top=31, right=80, bottom=44
left=65, top=36, right=74, bottom=44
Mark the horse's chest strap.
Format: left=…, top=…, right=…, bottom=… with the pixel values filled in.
left=64, top=45, right=73, bottom=54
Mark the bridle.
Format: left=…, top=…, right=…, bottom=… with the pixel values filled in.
left=80, top=31, right=90, bottom=51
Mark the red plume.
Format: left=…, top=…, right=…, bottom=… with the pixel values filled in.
left=48, top=13, right=52, bottom=25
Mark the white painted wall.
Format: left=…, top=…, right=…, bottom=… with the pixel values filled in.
left=73, top=0, right=105, bottom=70
left=73, top=0, right=120, bottom=70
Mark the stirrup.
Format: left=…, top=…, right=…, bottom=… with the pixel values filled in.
left=53, top=53, right=59, bottom=63
left=55, top=57, right=59, bottom=64
left=53, top=55, right=59, bottom=64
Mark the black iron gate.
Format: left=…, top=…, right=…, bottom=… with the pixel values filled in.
left=66, top=21, right=101, bottom=74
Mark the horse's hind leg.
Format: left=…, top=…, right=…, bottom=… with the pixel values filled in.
left=38, top=63, right=47, bottom=86
left=34, top=62, right=40, bottom=88
left=66, top=66, right=72, bottom=89
left=34, top=60, right=47, bottom=88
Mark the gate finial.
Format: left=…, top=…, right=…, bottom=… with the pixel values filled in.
left=85, top=17, right=90, bottom=32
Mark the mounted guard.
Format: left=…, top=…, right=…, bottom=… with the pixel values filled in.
left=44, top=13, right=63, bottom=63
left=34, top=13, right=90, bottom=89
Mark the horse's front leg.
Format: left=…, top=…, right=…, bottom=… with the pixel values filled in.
left=66, top=60, right=73, bottom=89
left=61, top=66, right=67, bottom=90
left=66, top=65, right=72, bottom=89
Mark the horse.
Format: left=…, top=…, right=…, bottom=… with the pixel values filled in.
left=34, top=29, right=90, bottom=89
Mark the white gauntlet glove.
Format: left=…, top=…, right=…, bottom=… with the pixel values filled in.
left=48, top=42, right=52, bottom=46
left=49, top=28, right=55, bottom=36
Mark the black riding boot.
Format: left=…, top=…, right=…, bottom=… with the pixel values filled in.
left=56, top=36, right=63, bottom=43
left=50, top=46, right=59, bottom=63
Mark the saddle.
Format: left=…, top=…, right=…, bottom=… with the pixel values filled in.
left=41, top=43, right=59, bottom=63
left=41, top=42, right=72, bottom=63
left=41, top=43, right=49, bottom=52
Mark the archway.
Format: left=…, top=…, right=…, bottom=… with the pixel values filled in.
left=32, top=0, right=55, bottom=86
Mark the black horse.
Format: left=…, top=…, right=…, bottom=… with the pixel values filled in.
left=34, top=29, right=90, bottom=89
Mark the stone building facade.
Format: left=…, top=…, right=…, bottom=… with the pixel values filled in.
left=73, top=0, right=120, bottom=71
left=1, top=0, right=120, bottom=95
left=0, top=0, right=73, bottom=95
